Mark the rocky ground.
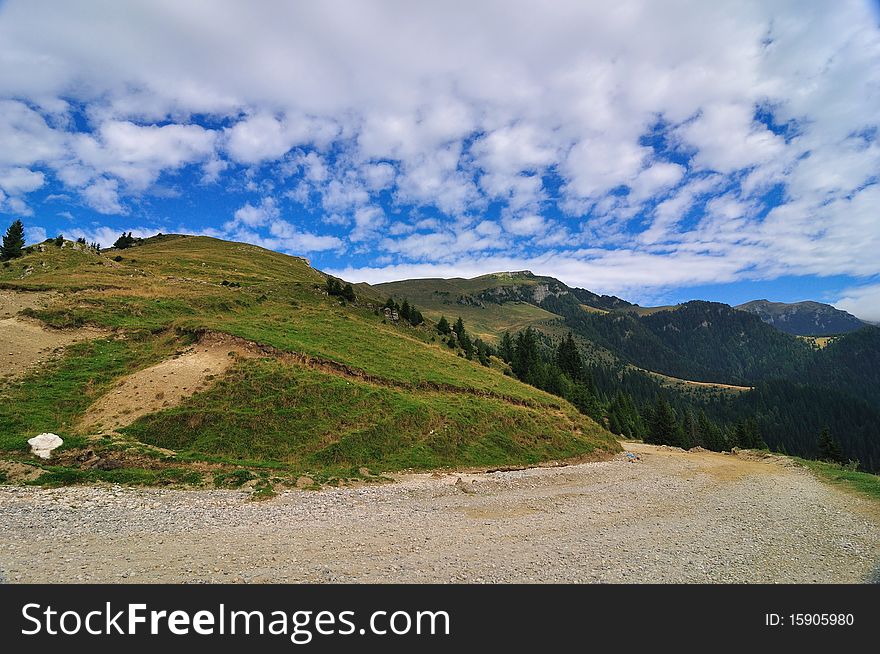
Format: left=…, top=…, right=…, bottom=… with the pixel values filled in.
left=1, top=443, right=878, bottom=583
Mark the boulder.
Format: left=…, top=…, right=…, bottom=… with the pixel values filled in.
left=27, top=433, right=63, bottom=459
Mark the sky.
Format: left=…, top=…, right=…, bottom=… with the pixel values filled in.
left=1, top=1, right=879, bottom=319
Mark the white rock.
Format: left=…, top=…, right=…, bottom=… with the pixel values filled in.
left=28, top=433, right=63, bottom=459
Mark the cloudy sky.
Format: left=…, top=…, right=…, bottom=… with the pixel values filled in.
left=1, top=1, right=879, bottom=318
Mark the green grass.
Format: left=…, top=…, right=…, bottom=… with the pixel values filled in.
left=375, top=276, right=562, bottom=342
left=797, top=458, right=880, bottom=502
left=26, top=465, right=204, bottom=487
left=1, top=235, right=620, bottom=485
left=124, top=359, right=618, bottom=474
left=0, top=335, right=178, bottom=452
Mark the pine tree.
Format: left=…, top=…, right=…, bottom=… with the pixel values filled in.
left=113, top=232, right=140, bottom=249
left=698, top=410, right=725, bottom=452
left=648, top=396, right=679, bottom=446
left=499, top=331, right=514, bottom=363
left=1, top=220, right=25, bottom=260
left=681, top=408, right=699, bottom=449
left=400, top=299, right=411, bottom=321
left=459, top=331, right=474, bottom=359
left=453, top=317, right=465, bottom=339
left=512, top=328, right=543, bottom=386
left=817, top=427, right=845, bottom=464
left=555, top=332, right=583, bottom=381
left=342, top=283, right=356, bottom=302
left=436, top=316, right=451, bottom=335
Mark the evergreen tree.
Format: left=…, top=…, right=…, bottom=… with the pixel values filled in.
left=1, top=220, right=25, bottom=260
left=342, top=283, right=356, bottom=302
left=453, top=317, right=466, bottom=339
left=681, top=408, right=699, bottom=449
left=733, top=417, right=766, bottom=450
left=436, top=316, right=451, bottom=335
left=400, top=299, right=411, bottom=321
left=499, top=331, right=514, bottom=363
left=409, top=308, right=424, bottom=326
left=459, top=331, right=474, bottom=359
left=512, top=327, right=543, bottom=387
left=113, top=232, right=141, bottom=249
left=817, top=427, right=845, bottom=464
left=648, top=396, right=680, bottom=446
left=54, top=234, right=64, bottom=247
left=555, top=332, right=583, bottom=381
left=698, top=410, right=725, bottom=452
left=326, top=277, right=341, bottom=296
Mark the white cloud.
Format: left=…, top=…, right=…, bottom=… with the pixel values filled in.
left=674, top=103, right=786, bottom=173
left=628, top=162, right=685, bottom=202
left=230, top=197, right=279, bottom=228
left=835, top=283, right=880, bottom=323
left=224, top=113, right=336, bottom=164
left=0, top=167, right=45, bottom=195
left=24, top=225, right=46, bottom=244
left=267, top=219, right=343, bottom=252
left=501, top=213, right=546, bottom=237
left=73, top=120, right=217, bottom=189
left=351, top=206, right=386, bottom=242
left=0, top=101, right=66, bottom=166
left=81, top=178, right=125, bottom=214
left=0, top=0, right=878, bottom=293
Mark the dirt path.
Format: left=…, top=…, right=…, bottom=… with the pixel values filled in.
left=0, top=443, right=877, bottom=583
left=78, top=338, right=253, bottom=433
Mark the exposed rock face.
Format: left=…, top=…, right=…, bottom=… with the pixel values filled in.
left=736, top=299, right=865, bottom=336
left=27, top=433, right=63, bottom=459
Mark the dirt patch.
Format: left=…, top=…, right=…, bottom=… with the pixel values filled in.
left=0, top=459, right=44, bottom=483
left=0, top=289, right=59, bottom=319
left=0, top=316, right=106, bottom=382
left=623, top=442, right=792, bottom=482
left=78, top=337, right=255, bottom=433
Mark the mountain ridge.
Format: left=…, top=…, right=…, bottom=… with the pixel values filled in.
left=735, top=299, right=865, bottom=336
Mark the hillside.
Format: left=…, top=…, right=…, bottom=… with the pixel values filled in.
left=736, top=299, right=865, bottom=336
left=375, top=271, right=631, bottom=342
left=379, top=272, right=880, bottom=470
left=0, top=236, right=618, bottom=491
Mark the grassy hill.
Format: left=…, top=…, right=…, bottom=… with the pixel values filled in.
left=0, top=236, right=618, bottom=491
left=375, top=273, right=563, bottom=342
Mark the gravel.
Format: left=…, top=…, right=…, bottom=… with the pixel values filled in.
left=1, top=443, right=877, bottom=583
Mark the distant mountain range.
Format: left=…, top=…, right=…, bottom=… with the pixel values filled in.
left=735, top=299, right=865, bottom=336
left=378, top=271, right=880, bottom=470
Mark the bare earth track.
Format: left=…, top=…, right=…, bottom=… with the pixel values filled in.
left=1, top=443, right=877, bottom=583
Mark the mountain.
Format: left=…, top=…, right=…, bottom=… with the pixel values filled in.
left=379, top=271, right=880, bottom=471
left=375, top=271, right=632, bottom=342
left=0, top=236, right=617, bottom=490
left=735, top=299, right=865, bottom=336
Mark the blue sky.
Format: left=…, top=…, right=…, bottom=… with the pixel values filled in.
left=1, top=1, right=879, bottom=318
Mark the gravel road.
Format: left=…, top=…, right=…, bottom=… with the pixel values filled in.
left=1, top=443, right=878, bottom=583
